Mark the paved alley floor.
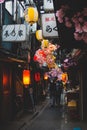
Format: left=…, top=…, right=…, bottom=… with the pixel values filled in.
left=0, top=98, right=87, bottom=130
left=20, top=101, right=87, bottom=130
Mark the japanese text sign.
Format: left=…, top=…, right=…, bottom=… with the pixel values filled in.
left=41, top=13, right=58, bottom=38
left=2, top=24, right=26, bottom=42
left=44, top=0, right=54, bottom=11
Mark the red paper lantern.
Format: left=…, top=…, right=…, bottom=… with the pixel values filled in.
left=34, top=72, right=40, bottom=82
left=23, top=70, right=30, bottom=85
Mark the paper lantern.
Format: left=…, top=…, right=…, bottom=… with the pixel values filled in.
left=62, top=73, right=68, bottom=83
left=34, top=72, right=40, bottom=82
left=41, top=39, right=49, bottom=48
left=24, top=7, right=38, bottom=24
left=36, top=30, right=43, bottom=41
left=23, top=70, right=30, bottom=85
left=44, top=73, right=48, bottom=80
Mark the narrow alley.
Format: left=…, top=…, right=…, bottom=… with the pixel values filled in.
left=0, top=0, right=87, bottom=130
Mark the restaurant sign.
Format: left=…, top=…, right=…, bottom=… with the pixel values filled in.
left=2, top=24, right=26, bottom=42
left=41, top=13, right=58, bottom=38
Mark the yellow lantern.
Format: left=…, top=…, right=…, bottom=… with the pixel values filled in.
left=41, top=39, right=49, bottom=48
left=23, top=70, right=31, bottom=85
left=36, top=30, right=43, bottom=41
left=24, top=7, right=38, bottom=24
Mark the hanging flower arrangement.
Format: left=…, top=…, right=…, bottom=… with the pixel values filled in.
left=33, top=49, right=47, bottom=66
left=33, top=41, right=58, bottom=68
left=56, top=5, right=87, bottom=44
left=46, top=54, right=56, bottom=68
left=63, top=57, right=77, bottom=70
left=47, top=67, right=63, bottom=80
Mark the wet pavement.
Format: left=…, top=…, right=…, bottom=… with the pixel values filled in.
left=20, top=101, right=87, bottom=130
left=0, top=97, right=87, bottom=130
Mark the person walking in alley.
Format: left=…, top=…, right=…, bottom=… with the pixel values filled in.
left=55, top=79, right=63, bottom=107
left=49, top=78, right=56, bottom=107
left=29, top=85, right=36, bottom=112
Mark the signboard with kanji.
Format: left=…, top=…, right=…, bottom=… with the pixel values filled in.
left=44, top=0, right=54, bottom=11
left=41, top=13, right=58, bottom=38
left=2, top=24, right=26, bottom=42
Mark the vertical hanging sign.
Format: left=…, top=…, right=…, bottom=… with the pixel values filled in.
left=44, top=0, right=54, bottom=11
left=41, top=13, right=58, bottom=38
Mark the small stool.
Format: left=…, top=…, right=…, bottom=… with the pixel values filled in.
left=73, top=128, right=82, bottom=130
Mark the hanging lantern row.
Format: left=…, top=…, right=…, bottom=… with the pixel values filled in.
left=35, top=30, right=49, bottom=49
left=24, top=6, right=38, bottom=24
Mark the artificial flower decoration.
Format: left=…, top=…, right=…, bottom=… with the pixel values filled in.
left=56, top=5, right=70, bottom=24
left=47, top=67, right=63, bottom=80
left=47, top=68, right=59, bottom=78
left=33, top=49, right=47, bottom=66
left=64, top=58, right=69, bottom=63
left=46, top=54, right=56, bottom=68
left=33, top=39, right=60, bottom=69
left=33, top=55, right=38, bottom=61
left=48, top=43, right=57, bottom=52
left=63, top=58, right=77, bottom=69
left=33, top=40, right=58, bottom=67
left=56, top=5, right=87, bottom=44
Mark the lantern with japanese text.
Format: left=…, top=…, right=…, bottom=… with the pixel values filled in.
left=24, top=7, right=38, bottom=24
left=23, top=70, right=31, bottom=85
left=34, top=72, right=40, bottom=82
left=36, top=30, right=43, bottom=41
